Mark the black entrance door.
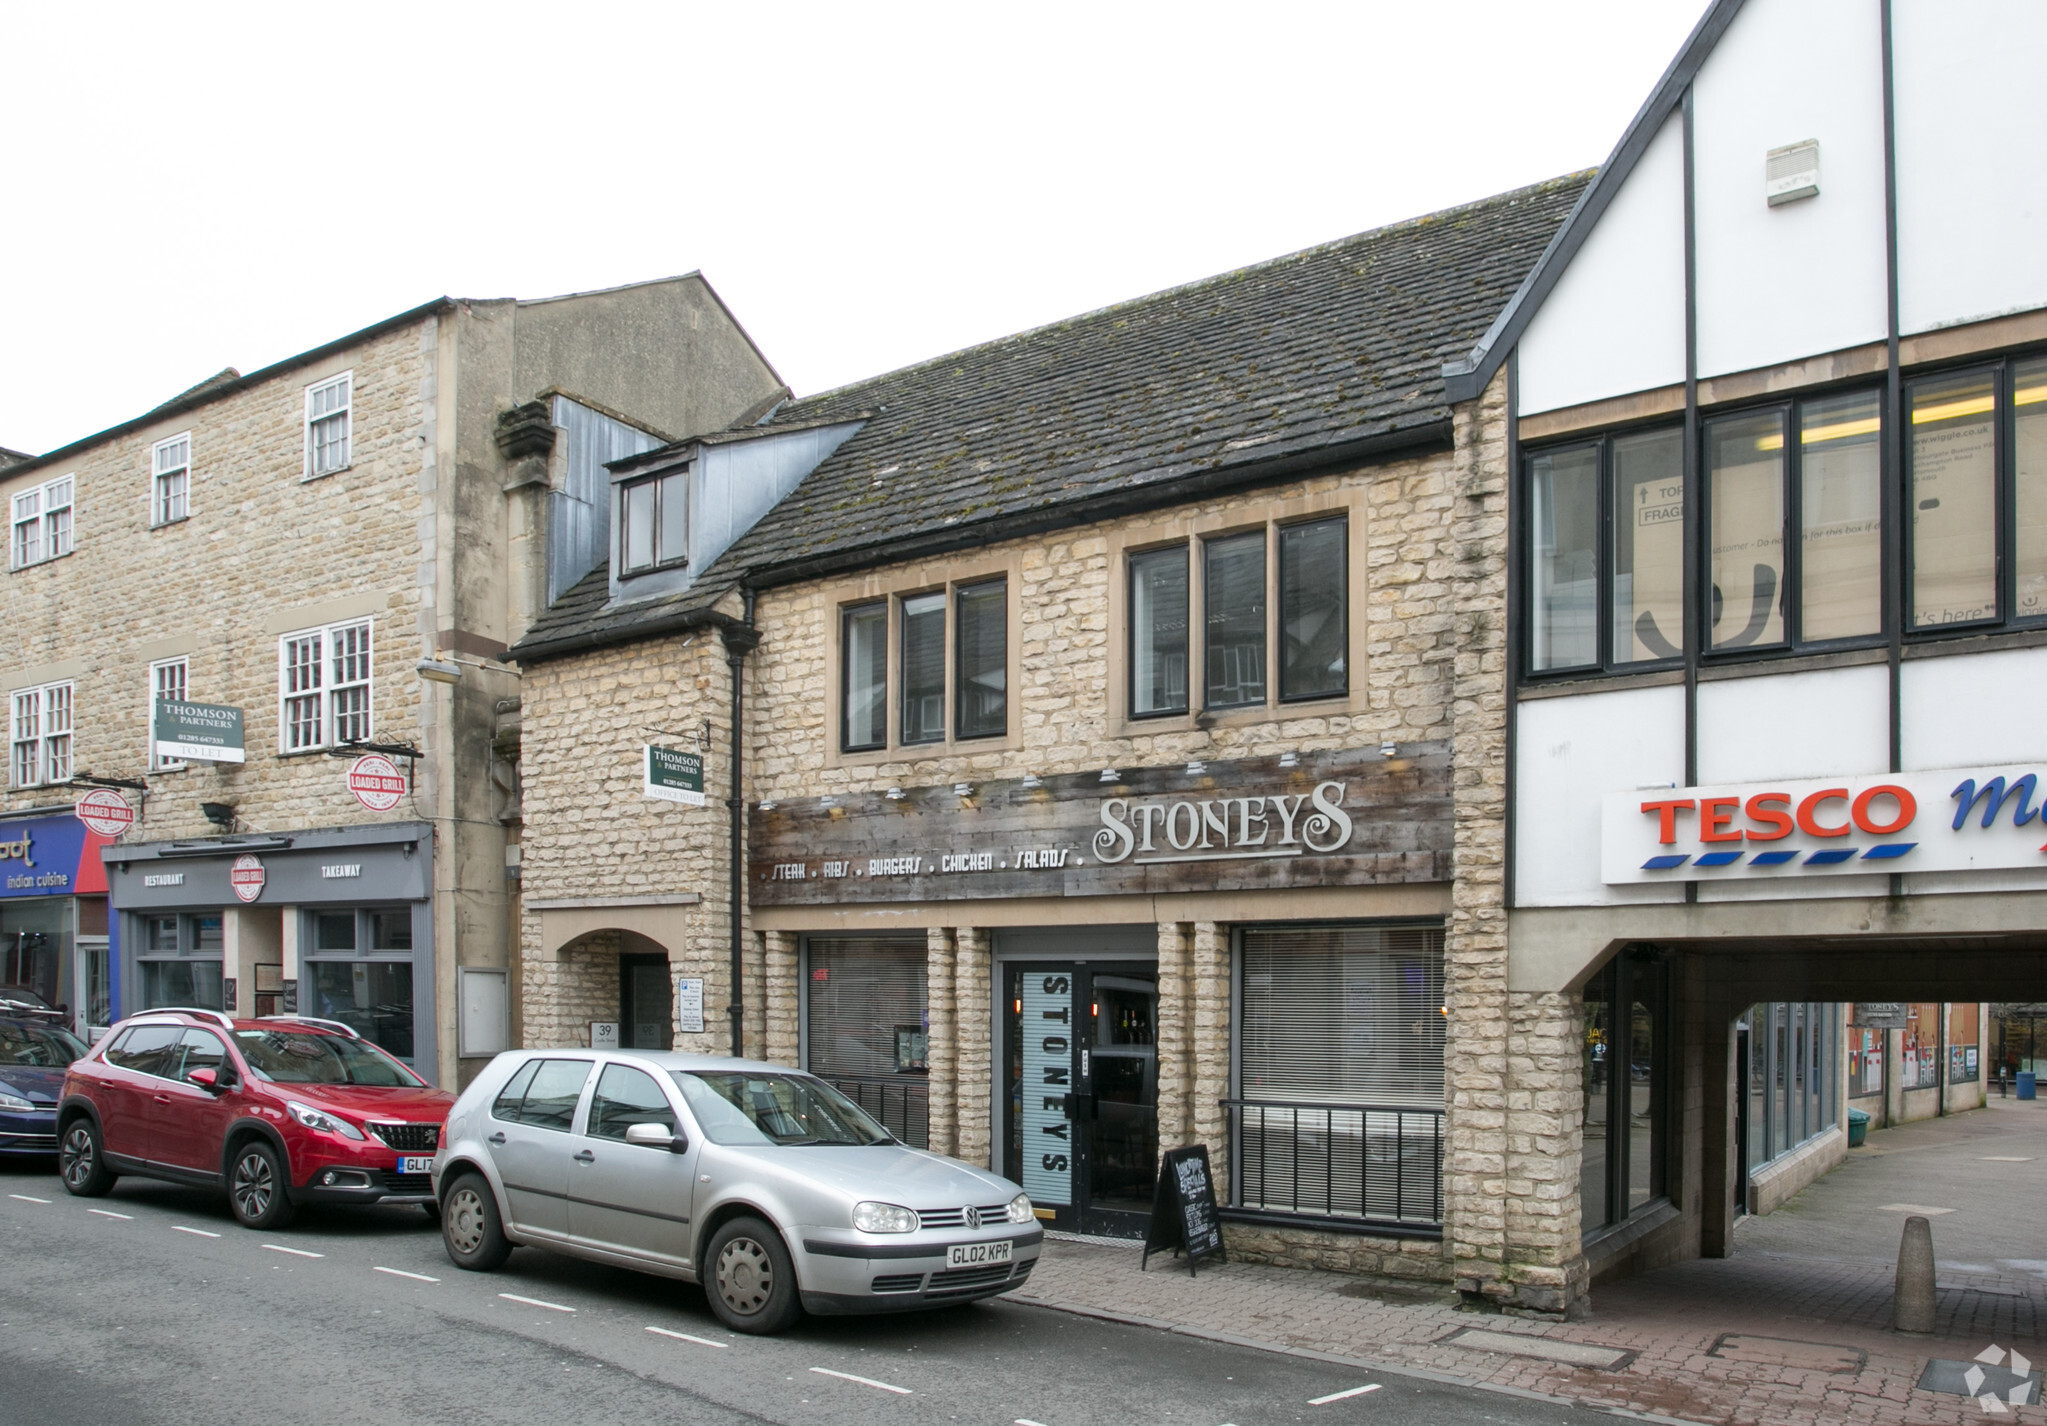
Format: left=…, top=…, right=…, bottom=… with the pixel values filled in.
left=620, top=953, right=672, bottom=1050
left=1003, top=962, right=1159, bottom=1237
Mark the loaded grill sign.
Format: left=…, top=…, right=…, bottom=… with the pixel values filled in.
left=750, top=745, right=1451, bottom=905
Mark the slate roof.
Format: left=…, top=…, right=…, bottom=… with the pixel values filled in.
left=514, top=172, right=1591, bottom=661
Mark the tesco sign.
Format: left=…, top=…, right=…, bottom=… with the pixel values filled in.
left=1601, top=762, right=2047, bottom=884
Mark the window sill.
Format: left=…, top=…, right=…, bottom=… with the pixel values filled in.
left=9, top=550, right=74, bottom=573
left=148, top=516, right=192, bottom=531
left=829, top=732, right=1022, bottom=768
left=1217, top=1206, right=1442, bottom=1240
left=300, top=464, right=353, bottom=484
left=1113, top=693, right=1358, bottom=739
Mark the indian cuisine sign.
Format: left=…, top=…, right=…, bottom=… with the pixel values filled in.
left=750, top=745, right=1449, bottom=905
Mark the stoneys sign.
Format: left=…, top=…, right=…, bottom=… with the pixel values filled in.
left=750, top=745, right=1450, bottom=906
left=1602, top=762, right=2047, bottom=884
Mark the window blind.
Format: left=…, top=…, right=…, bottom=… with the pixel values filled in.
left=1239, top=925, right=1445, bottom=1108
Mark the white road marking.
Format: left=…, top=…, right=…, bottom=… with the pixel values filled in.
left=809, top=1366, right=911, bottom=1395
left=172, top=1226, right=221, bottom=1238
left=374, top=1266, right=439, bottom=1283
left=87, top=1209, right=133, bottom=1220
left=262, top=1243, right=325, bottom=1258
left=9, top=1193, right=50, bottom=1203
left=646, top=1325, right=728, bottom=1348
left=1878, top=1203, right=1956, bottom=1215
left=1016, top=1419, right=1054, bottom=1425
left=1309, top=1384, right=1382, bottom=1405
left=1982, top=1156, right=2035, bottom=1162
left=498, top=1292, right=575, bottom=1313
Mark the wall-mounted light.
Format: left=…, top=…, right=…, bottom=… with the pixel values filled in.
left=885, top=787, right=906, bottom=801
left=1184, top=760, right=1206, bottom=777
left=1099, top=768, right=1120, bottom=784
left=416, top=658, right=463, bottom=685
left=200, top=802, right=236, bottom=830
left=819, top=795, right=838, bottom=809
left=757, top=799, right=777, bottom=813
left=952, top=783, right=973, bottom=799
left=1020, top=774, right=1042, bottom=790
left=1278, top=751, right=1299, bottom=769
left=1380, top=739, right=1398, bottom=758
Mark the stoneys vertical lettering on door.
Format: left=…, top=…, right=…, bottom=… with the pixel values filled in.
left=229, top=854, right=265, bottom=904
left=1021, top=974, right=1074, bottom=1207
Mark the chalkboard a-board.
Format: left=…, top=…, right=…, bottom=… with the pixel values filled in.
left=1142, top=1144, right=1227, bottom=1275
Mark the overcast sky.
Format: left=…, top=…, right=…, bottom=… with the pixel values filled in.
left=1, top=2, right=1704, bottom=456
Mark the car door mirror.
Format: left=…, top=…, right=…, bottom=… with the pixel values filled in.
left=186, top=1068, right=219, bottom=1092
left=624, top=1121, right=689, bottom=1154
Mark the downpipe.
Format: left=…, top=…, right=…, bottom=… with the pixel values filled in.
left=721, top=592, right=760, bottom=1057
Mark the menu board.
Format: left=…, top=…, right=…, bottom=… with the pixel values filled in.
left=1142, top=1144, right=1226, bottom=1276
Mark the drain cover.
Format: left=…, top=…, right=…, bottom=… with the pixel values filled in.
left=1918, top=1357, right=2041, bottom=1406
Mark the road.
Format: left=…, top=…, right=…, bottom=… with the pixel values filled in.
left=0, top=1160, right=1580, bottom=1426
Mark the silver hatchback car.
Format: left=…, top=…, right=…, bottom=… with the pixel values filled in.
left=432, top=1050, right=1041, bottom=1333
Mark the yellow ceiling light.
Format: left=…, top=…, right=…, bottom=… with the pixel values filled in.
left=1911, top=394, right=1995, bottom=425
left=2015, top=383, right=2047, bottom=408
left=1801, top=415, right=1882, bottom=445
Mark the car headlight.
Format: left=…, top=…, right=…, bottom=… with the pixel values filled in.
left=1006, top=1192, right=1034, bottom=1225
left=286, top=1101, right=365, bottom=1140
left=0, top=1089, right=33, bottom=1113
left=851, top=1201, right=919, bottom=1234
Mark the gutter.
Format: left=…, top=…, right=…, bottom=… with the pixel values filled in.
left=508, top=605, right=751, bottom=667
left=739, top=416, right=1454, bottom=593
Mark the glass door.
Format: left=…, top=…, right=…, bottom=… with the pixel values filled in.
left=1003, top=962, right=1159, bottom=1237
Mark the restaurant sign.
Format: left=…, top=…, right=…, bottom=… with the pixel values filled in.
left=1602, top=762, right=2047, bottom=884
left=750, top=744, right=1450, bottom=905
left=152, top=700, right=246, bottom=764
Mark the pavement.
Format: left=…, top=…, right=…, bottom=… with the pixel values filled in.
left=1017, top=1094, right=2047, bottom=1425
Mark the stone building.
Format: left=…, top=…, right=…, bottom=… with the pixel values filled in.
left=510, top=177, right=1585, bottom=1308
left=0, top=277, right=784, bottom=1086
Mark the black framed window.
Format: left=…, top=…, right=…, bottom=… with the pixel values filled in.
left=841, top=602, right=887, bottom=752
left=621, top=469, right=688, bottom=575
left=1798, top=390, right=1884, bottom=641
left=1528, top=444, right=1601, bottom=671
left=137, top=912, right=225, bottom=1011
left=302, top=905, right=417, bottom=1061
left=1705, top=409, right=1787, bottom=651
left=2016, top=357, right=2047, bottom=621
left=1129, top=546, right=1189, bottom=718
left=1279, top=518, right=1347, bottom=700
left=839, top=578, right=1009, bottom=753
left=899, top=592, right=946, bottom=744
left=954, top=578, right=1007, bottom=740
left=1203, top=531, right=1267, bottom=709
left=1582, top=949, right=1668, bottom=1237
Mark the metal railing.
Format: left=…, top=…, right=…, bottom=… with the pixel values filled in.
left=824, top=1075, right=930, bottom=1149
left=1222, top=1098, right=1444, bottom=1228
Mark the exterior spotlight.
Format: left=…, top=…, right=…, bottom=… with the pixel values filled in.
left=952, top=783, right=973, bottom=798
left=1020, top=774, right=1042, bottom=790
left=757, top=799, right=777, bottom=812
left=1099, top=768, right=1120, bottom=783
left=1381, top=739, right=1398, bottom=758
left=885, top=787, right=906, bottom=801
left=1185, top=761, right=1206, bottom=777
left=1278, top=751, right=1299, bottom=769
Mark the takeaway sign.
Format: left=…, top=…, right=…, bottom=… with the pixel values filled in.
left=1603, top=762, right=2047, bottom=884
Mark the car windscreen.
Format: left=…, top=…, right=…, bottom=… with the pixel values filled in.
left=671, top=1071, right=893, bottom=1147
left=0, top=1019, right=84, bottom=1067
left=234, top=1029, right=423, bottom=1087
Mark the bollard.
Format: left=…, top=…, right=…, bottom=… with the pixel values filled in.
left=1894, top=1215, right=1937, bottom=1334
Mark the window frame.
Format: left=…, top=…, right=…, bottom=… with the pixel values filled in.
left=149, top=657, right=189, bottom=772
left=10, top=474, right=74, bottom=570
left=303, top=372, right=353, bottom=481
left=1580, top=949, right=1671, bottom=1240
left=151, top=432, right=192, bottom=527
left=1127, top=542, right=1192, bottom=720
left=299, top=903, right=419, bottom=1062
left=834, top=574, right=1012, bottom=757
left=619, top=468, right=690, bottom=576
left=276, top=618, right=374, bottom=754
left=10, top=679, right=74, bottom=789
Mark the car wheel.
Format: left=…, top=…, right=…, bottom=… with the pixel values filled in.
left=705, top=1216, right=801, bottom=1335
left=441, top=1174, right=512, bottom=1272
left=228, top=1139, right=297, bottom=1230
left=57, top=1119, right=116, bottom=1197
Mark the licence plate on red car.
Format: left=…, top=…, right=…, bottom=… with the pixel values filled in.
left=398, top=1156, right=435, bottom=1175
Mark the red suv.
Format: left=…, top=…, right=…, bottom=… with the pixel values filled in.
left=56, top=1008, right=455, bottom=1229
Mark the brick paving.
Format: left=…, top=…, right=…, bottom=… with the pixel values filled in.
left=1018, top=1099, right=2047, bottom=1424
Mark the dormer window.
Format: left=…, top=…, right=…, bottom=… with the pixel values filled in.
left=621, top=468, right=688, bottom=574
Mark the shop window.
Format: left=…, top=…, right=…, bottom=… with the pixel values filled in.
left=1949, top=1003, right=1981, bottom=1084
left=803, top=936, right=928, bottom=1147
left=1742, top=1002, right=1838, bottom=1186
left=11, top=681, right=73, bottom=789
left=620, top=467, right=688, bottom=574
left=11, top=474, right=74, bottom=570
left=278, top=618, right=372, bottom=752
left=302, top=905, right=417, bottom=1060
left=1582, top=951, right=1668, bottom=1237
left=1129, top=515, right=1349, bottom=719
left=0, top=900, right=67, bottom=1007
left=1129, top=546, right=1190, bottom=716
left=1230, top=924, right=1445, bottom=1228
left=1903, top=1002, right=1942, bottom=1089
left=136, top=912, right=224, bottom=1011
left=149, top=658, right=188, bottom=772
left=837, top=577, right=1008, bottom=753
left=151, top=433, right=191, bottom=527
left=304, top=372, right=352, bottom=479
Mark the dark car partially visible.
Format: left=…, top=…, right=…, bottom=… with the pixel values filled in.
left=0, top=1005, right=85, bottom=1157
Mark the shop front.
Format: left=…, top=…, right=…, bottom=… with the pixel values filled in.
left=103, top=822, right=439, bottom=1079
left=0, top=806, right=115, bottom=1036
left=755, top=747, right=1454, bottom=1250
